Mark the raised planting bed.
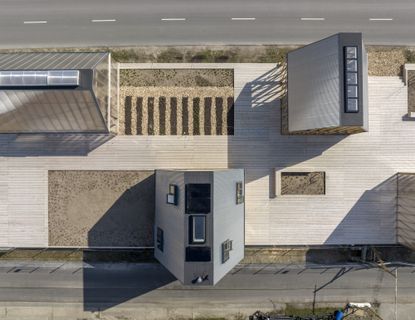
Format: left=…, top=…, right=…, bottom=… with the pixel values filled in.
left=119, top=69, right=234, bottom=136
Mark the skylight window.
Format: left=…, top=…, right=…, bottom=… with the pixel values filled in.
left=0, top=70, right=79, bottom=87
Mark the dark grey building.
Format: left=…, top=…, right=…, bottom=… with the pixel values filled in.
left=0, top=52, right=114, bottom=133
left=287, top=33, right=368, bottom=134
left=154, top=169, right=245, bottom=285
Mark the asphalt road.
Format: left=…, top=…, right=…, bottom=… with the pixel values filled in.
left=0, top=261, right=413, bottom=310
left=0, top=0, right=415, bottom=48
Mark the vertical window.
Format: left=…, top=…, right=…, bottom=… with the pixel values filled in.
left=156, top=227, right=164, bottom=252
left=344, top=46, right=359, bottom=113
left=167, top=184, right=178, bottom=205
left=222, top=239, right=233, bottom=263
left=189, top=215, right=206, bottom=244
left=236, top=181, right=244, bottom=204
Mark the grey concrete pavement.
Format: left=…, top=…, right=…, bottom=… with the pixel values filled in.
left=0, top=261, right=414, bottom=315
left=0, top=0, right=415, bottom=48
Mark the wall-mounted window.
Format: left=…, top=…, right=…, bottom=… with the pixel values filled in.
left=186, top=184, right=211, bottom=214
left=222, top=239, right=233, bottom=263
left=185, top=246, right=211, bottom=262
left=236, top=181, right=244, bottom=204
left=167, top=184, right=178, bottom=205
left=189, top=215, right=206, bottom=244
left=156, top=227, right=164, bottom=252
left=344, top=46, right=359, bottom=113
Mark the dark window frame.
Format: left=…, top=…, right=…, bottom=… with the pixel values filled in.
left=156, top=227, right=164, bottom=252
left=166, top=184, right=178, bottom=205
left=185, top=183, right=211, bottom=214
left=344, top=46, right=359, bottom=113
left=222, top=239, right=233, bottom=263
left=188, top=215, right=206, bottom=245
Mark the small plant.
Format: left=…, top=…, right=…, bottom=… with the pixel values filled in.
left=404, top=48, right=415, bottom=63
left=157, top=48, right=184, bottom=62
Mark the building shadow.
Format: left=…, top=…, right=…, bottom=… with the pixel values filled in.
left=324, top=175, right=398, bottom=245
left=83, top=173, right=175, bottom=311
left=0, top=133, right=113, bottom=156
left=228, top=64, right=346, bottom=188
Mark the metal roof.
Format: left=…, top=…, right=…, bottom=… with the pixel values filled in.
left=0, top=89, right=107, bottom=133
left=0, top=52, right=108, bottom=70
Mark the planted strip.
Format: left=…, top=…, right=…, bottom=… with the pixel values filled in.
left=182, top=97, right=189, bottom=135
left=159, top=96, right=166, bottom=135
left=193, top=97, right=200, bottom=135
left=215, top=97, right=223, bottom=135
left=227, top=96, right=234, bottom=135
left=136, top=97, right=143, bottom=135
left=170, top=97, right=177, bottom=135
left=147, top=97, right=155, bottom=135
left=124, top=96, right=132, bottom=135
left=204, top=97, right=212, bottom=135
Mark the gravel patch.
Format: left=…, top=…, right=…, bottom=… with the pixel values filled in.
left=121, top=69, right=234, bottom=87
left=48, top=170, right=155, bottom=247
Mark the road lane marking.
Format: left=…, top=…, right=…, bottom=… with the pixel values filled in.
left=161, top=18, right=186, bottom=21
left=91, top=19, right=117, bottom=22
left=300, top=17, right=325, bottom=21
left=23, top=20, right=47, bottom=24
left=231, top=17, right=256, bottom=21
left=369, top=18, right=393, bottom=21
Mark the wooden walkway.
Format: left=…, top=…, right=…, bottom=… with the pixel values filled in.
left=0, top=63, right=411, bottom=247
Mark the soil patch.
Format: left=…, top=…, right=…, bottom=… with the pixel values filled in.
left=281, top=172, right=325, bottom=195
left=121, top=69, right=233, bottom=87
left=48, top=170, right=155, bottom=247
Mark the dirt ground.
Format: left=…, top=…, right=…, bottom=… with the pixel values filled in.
left=281, top=172, right=325, bottom=195
left=48, top=170, right=155, bottom=247
left=121, top=69, right=233, bottom=87
left=119, top=68, right=234, bottom=136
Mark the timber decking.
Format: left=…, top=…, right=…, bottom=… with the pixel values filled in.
left=0, top=63, right=411, bottom=247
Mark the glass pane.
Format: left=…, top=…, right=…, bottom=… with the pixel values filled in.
left=346, top=47, right=357, bottom=59
left=346, top=72, right=358, bottom=85
left=347, top=85, right=358, bottom=98
left=346, top=98, right=359, bottom=112
left=347, top=59, right=357, bottom=72
left=193, top=216, right=205, bottom=242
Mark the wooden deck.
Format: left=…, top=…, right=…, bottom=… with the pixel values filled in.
left=0, top=63, right=411, bottom=247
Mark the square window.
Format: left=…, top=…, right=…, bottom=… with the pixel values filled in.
left=236, top=181, right=244, bottom=204
left=156, top=227, right=164, bottom=252
left=189, top=215, right=206, bottom=244
left=346, top=72, right=358, bottom=85
left=346, top=98, right=359, bottom=113
left=346, top=59, right=357, bottom=72
left=347, top=85, right=358, bottom=98
left=346, top=47, right=357, bottom=59
left=186, top=184, right=211, bottom=213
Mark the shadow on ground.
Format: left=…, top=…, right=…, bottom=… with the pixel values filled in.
left=0, top=133, right=113, bottom=156
left=227, top=64, right=346, bottom=191
left=324, top=175, right=397, bottom=245
left=83, top=173, right=176, bottom=311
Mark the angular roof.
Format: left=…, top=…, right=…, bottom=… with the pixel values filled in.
left=0, top=52, right=110, bottom=133
left=0, top=52, right=108, bottom=70
left=0, top=90, right=107, bottom=133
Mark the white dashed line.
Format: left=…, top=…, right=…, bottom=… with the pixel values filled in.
left=300, top=17, right=325, bottom=21
left=231, top=17, right=256, bottom=21
left=91, top=19, right=117, bottom=22
left=161, top=18, right=186, bottom=21
left=23, top=20, right=47, bottom=24
left=369, top=18, right=393, bottom=21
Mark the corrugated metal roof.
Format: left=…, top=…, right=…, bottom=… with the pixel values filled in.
left=0, top=52, right=108, bottom=70
left=0, top=89, right=107, bottom=133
